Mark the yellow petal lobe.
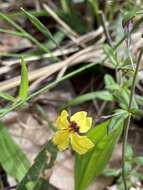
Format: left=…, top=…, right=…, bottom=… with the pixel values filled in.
left=56, top=110, right=69, bottom=129
left=71, top=111, right=92, bottom=133
left=79, top=117, right=92, bottom=133
left=52, top=130, right=69, bottom=151
left=70, top=133, right=94, bottom=155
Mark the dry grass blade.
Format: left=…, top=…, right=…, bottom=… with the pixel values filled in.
left=2, top=47, right=79, bottom=66
left=0, top=66, right=11, bottom=75
left=0, top=45, right=104, bottom=91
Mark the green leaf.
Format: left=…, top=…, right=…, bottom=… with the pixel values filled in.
left=0, top=92, right=16, bottom=102
left=106, top=84, right=120, bottom=91
left=19, top=58, right=29, bottom=100
left=130, top=108, right=143, bottom=117
left=123, top=9, right=137, bottom=24
left=88, top=0, right=100, bottom=27
left=125, top=144, right=134, bottom=160
left=124, top=162, right=132, bottom=174
left=75, top=120, right=123, bottom=190
left=104, top=74, right=119, bottom=91
left=118, top=88, right=130, bottom=109
left=0, top=108, right=11, bottom=114
left=45, top=30, right=65, bottom=50
left=103, top=168, right=121, bottom=177
left=16, top=141, right=57, bottom=190
left=136, top=95, right=143, bottom=106
left=115, top=87, right=138, bottom=110
left=61, top=90, right=113, bottom=109
left=133, top=156, right=143, bottom=165
left=103, top=44, right=118, bottom=66
left=21, top=8, right=58, bottom=47
left=60, top=0, right=73, bottom=14
left=0, top=122, right=30, bottom=181
left=108, top=109, right=128, bottom=132
left=104, top=74, right=116, bottom=87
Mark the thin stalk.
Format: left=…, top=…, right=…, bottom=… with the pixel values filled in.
left=122, top=49, right=143, bottom=190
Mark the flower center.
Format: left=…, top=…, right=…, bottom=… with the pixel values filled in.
left=69, top=121, right=79, bottom=133
left=67, top=116, right=79, bottom=133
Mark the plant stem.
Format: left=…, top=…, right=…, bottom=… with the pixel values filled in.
left=122, top=49, right=143, bottom=190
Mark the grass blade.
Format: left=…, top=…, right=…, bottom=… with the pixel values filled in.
left=21, top=8, right=59, bottom=48
left=60, top=0, right=73, bottom=14
left=19, top=58, right=29, bottom=100
left=0, top=92, right=16, bottom=102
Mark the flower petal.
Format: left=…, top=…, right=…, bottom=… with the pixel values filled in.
left=56, top=110, right=69, bottom=129
left=80, top=117, right=92, bottom=133
left=70, top=133, right=94, bottom=155
left=52, top=130, right=69, bottom=151
left=71, top=111, right=92, bottom=133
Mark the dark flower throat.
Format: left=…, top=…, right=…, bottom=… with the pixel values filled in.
left=67, top=116, right=79, bottom=133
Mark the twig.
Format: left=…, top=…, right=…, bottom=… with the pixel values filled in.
left=122, top=48, right=143, bottom=190
left=99, top=11, right=112, bottom=47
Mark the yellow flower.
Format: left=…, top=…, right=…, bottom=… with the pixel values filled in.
left=52, top=110, right=94, bottom=155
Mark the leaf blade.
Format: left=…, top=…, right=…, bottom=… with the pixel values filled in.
left=19, top=58, right=29, bottom=100
left=0, top=92, right=16, bottom=102
left=75, top=120, right=123, bottom=190
left=16, top=141, right=57, bottom=190
left=0, top=122, right=30, bottom=181
left=61, top=90, right=113, bottom=110
left=21, top=8, right=58, bottom=48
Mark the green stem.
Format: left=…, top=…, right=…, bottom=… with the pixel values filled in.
left=122, top=49, right=143, bottom=190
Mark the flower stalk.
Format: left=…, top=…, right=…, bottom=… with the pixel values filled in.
left=122, top=49, right=143, bottom=190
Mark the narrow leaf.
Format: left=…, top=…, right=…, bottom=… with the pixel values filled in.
left=16, top=141, right=57, bottom=190
left=45, top=30, right=65, bottom=50
left=104, top=74, right=116, bottom=86
left=115, top=87, right=138, bottom=110
left=108, top=109, right=128, bottom=132
left=61, top=90, right=113, bottom=109
left=60, top=0, right=73, bottom=14
left=0, top=92, right=16, bottom=102
left=0, top=122, right=30, bottom=181
left=134, top=156, right=143, bottom=165
left=19, top=58, right=29, bottom=100
left=104, top=74, right=119, bottom=91
left=103, top=44, right=118, bottom=66
left=21, top=8, right=58, bottom=47
left=103, top=168, right=121, bottom=177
